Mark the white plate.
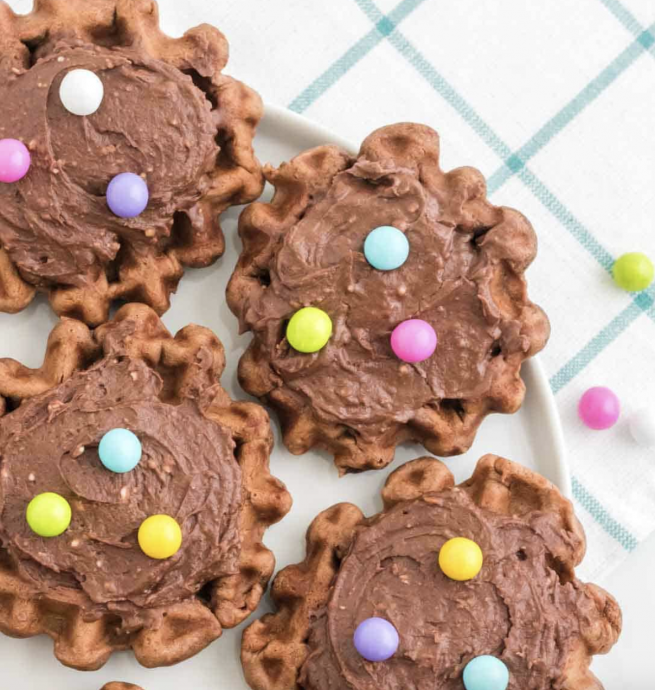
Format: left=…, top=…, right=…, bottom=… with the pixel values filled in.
left=0, top=104, right=569, bottom=690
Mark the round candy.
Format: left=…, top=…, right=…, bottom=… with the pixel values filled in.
left=629, top=407, right=655, bottom=446
left=353, top=617, right=399, bottom=662
left=107, top=172, right=149, bottom=218
left=438, top=537, right=483, bottom=581
left=612, top=252, right=654, bottom=292
left=286, top=307, right=332, bottom=353
left=138, top=515, right=182, bottom=559
left=26, top=492, right=72, bottom=538
left=0, top=138, right=31, bottom=183
left=364, top=225, right=410, bottom=271
left=390, top=319, right=437, bottom=363
left=59, top=69, right=104, bottom=116
left=463, top=655, right=509, bottom=690
left=98, top=428, right=142, bottom=473
left=578, top=387, right=620, bottom=430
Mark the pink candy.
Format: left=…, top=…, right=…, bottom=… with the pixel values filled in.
left=390, top=319, right=437, bottom=363
left=0, top=139, right=31, bottom=183
left=578, top=386, right=620, bottom=430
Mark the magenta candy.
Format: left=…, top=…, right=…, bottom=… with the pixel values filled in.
left=390, top=319, right=437, bottom=363
left=578, top=387, right=620, bottom=430
left=0, top=139, right=31, bottom=183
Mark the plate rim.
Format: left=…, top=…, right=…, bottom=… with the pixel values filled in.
left=262, top=102, right=571, bottom=499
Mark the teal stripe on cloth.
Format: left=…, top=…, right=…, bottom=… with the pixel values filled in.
left=572, top=477, right=639, bottom=550
left=549, top=292, right=654, bottom=394
left=644, top=297, right=655, bottom=321
left=354, top=0, right=389, bottom=22
left=288, top=0, right=426, bottom=113
left=487, top=33, right=652, bottom=194
left=597, top=0, right=648, bottom=37
left=289, top=28, right=384, bottom=113
left=360, top=0, right=425, bottom=27
left=386, top=30, right=513, bottom=159
left=515, top=168, right=615, bottom=272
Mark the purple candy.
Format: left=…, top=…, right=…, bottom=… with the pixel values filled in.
left=107, top=172, right=149, bottom=218
left=353, top=617, right=399, bottom=662
left=578, top=386, right=620, bottom=430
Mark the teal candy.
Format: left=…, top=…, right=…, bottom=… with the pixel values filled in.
left=463, top=656, right=509, bottom=690
left=363, top=226, right=409, bottom=271
left=98, top=428, right=142, bottom=474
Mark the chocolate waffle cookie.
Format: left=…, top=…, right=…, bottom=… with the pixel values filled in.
left=243, top=455, right=620, bottom=690
left=0, top=0, right=263, bottom=324
left=228, top=124, right=549, bottom=473
left=0, top=304, right=290, bottom=669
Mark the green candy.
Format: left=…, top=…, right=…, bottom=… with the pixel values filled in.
left=286, top=307, right=332, bottom=353
left=26, top=492, right=72, bottom=537
left=612, top=252, right=654, bottom=292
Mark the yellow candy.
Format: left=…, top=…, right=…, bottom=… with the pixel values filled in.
left=138, top=515, right=182, bottom=560
left=286, top=307, right=332, bottom=353
left=438, top=537, right=483, bottom=581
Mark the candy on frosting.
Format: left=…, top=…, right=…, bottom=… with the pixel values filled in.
left=390, top=318, right=437, bottom=363
left=0, top=138, right=31, bottom=183
left=138, top=514, right=183, bottom=560
left=353, top=617, right=399, bottom=662
left=26, top=492, right=72, bottom=538
left=438, top=536, right=483, bottom=581
left=107, top=173, right=150, bottom=219
left=59, top=68, right=104, bottom=116
left=363, top=225, right=409, bottom=271
left=463, top=656, right=510, bottom=690
left=286, top=307, right=333, bottom=353
left=98, top=428, right=142, bottom=473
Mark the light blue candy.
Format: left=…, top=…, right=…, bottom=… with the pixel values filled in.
left=463, top=656, right=509, bottom=690
left=363, top=225, right=409, bottom=271
left=98, top=428, right=142, bottom=474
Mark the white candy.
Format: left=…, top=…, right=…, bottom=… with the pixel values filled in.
left=629, top=407, right=655, bottom=447
left=59, top=69, right=104, bottom=116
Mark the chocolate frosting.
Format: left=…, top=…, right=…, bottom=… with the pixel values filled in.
left=300, top=490, right=599, bottom=690
left=0, top=41, right=217, bottom=287
left=0, top=355, right=241, bottom=625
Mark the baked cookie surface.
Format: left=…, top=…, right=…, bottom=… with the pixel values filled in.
left=242, top=455, right=620, bottom=690
left=0, top=0, right=263, bottom=324
left=228, top=124, right=549, bottom=473
left=0, top=304, right=291, bottom=670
